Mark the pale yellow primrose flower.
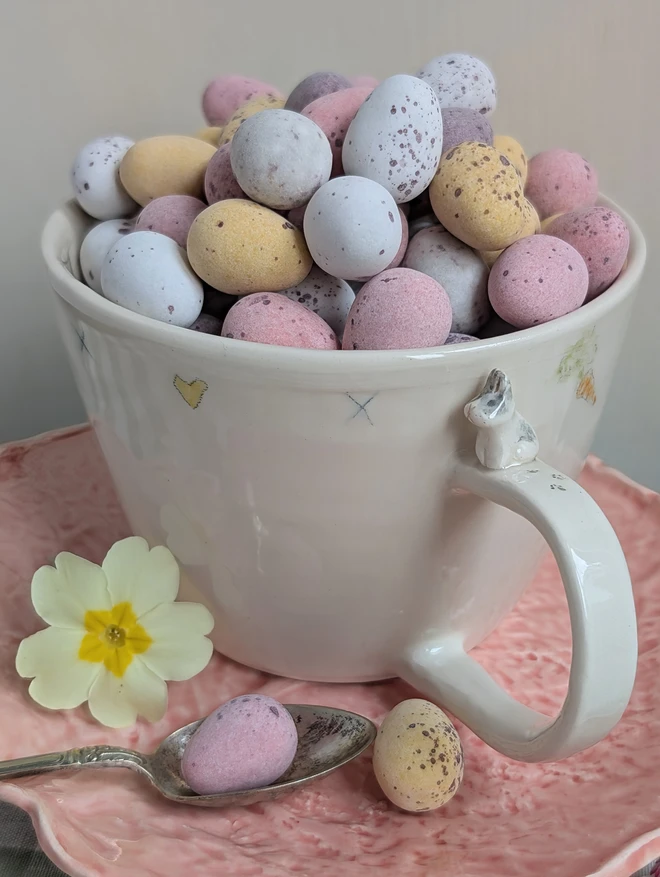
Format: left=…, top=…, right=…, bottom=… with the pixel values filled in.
left=16, top=537, right=215, bottom=728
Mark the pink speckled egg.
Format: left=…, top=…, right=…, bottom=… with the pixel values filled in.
left=204, top=143, right=247, bottom=204
left=488, top=235, right=588, bottom=329
left=342, top=268, right=452, bottom=350
left=544, top=206, right=629, bottom=301
left=182, top=695, right=298, bottom=796
left=135, top=195, right=205, bottom=248
left=386, top=208, right=409, bottom=270
left=284, top=71, right=352, bottom=113
left=222, top=293, right=338, bottom=349
left=202, top=75, right=282, bottom=126
left=525, top=149, right=598, bottom=220
left=302, top=86, right=373, bottom=176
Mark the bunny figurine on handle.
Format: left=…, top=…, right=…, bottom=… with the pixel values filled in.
left=464, top=369, right=539, bottom=470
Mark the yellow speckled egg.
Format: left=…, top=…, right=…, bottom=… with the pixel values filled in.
left=120, top=136, right=216, bottom=206
left=187, top=199, right=312, bottom=294
left=373, top=699, right=464, bottom=813
left=540, top=211, right=566, bottom=232
left=493, top=135, right=528, bottom=185
left=480, top=199, right=540, bottom=267
left=430, top=142, right=527, bottom=250
left=218, top=95, right=286, bottom=146
left=193, top=126, right=223, bottom=146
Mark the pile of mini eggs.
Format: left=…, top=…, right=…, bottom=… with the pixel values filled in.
left=71, top=54, right=630, bottom=351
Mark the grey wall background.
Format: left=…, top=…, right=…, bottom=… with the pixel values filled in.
left=1, top=0, right=657, bottom=486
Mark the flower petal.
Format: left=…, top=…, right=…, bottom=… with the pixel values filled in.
left=16, top=627, right=101, bottom=709
left=139, top=602, right=214, bottom=681
left=32, top=555, right=111, bottom=628
left=87, top=658, right=168, bottom=728
left=103, top=537, right=179, bottom=617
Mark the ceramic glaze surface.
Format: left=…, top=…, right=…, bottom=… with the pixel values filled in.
left=42, top=198, right=645, bottom=762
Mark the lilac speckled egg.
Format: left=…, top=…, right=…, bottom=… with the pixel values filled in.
left=342, top=75, right=443, bottom=203
left=386, top=208, right=409, bottom=270
left=302, top=86, right=373, bottom=176
left=544, top=206, right=629, bottom=301
left=72, top=136, right=137, bottom=220
left=282, top=264, right=355, bottom=337
left=135, top=195, right=205, bottom=248
left=202, top=75, right=283, bottom=126
left=350, top=75, right=379, bottom=88
left=80, top=218, right=134, bottom=293
left=525, top=149, right=598, bottom=220
left=403, top=226, right=490, bottom=334
left=488, top=234, right=588, bottom=328
left=441, top=107, right=493, bottom=154
left=189, top=313, right=223, bottom=334
left=205, top=143, right=247, bottom=204
left=230, top=109, right=332, bottom=209
left=417, top=53, right=497, bottom=116
left=304, top=176, right=402, bottom=280
left=342, top=267, right=452, bottom=350
left=445, top=332, right=478, bottom=344
left=222, top=293, right=338, bottom=349
left=182, top=695, right=298, bottom=796
left=284, top=71, right=352, bottom=113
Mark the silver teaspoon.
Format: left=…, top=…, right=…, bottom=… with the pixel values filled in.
left=0, top=704, right=376, bottom=807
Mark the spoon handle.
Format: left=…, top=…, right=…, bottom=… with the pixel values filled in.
left=0, top=745, right=148, bottom=780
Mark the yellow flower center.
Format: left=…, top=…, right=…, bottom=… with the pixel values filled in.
left=79, top=601, right=152, bottom=678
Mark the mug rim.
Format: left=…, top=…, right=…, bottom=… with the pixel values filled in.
left=42, top=195, right=646, bottom=373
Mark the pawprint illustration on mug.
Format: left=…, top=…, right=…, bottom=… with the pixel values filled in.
left=556, top=328, right=597, bottom=405
left=173, top=375, right=208, bottom=409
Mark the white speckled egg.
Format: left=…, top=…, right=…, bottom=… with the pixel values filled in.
left=230, top=109, right=332, bottom=210
left=373, top=698, right=464, bottom=812
left=403, top=226, right=491, bottom=334
left=80, top=219, right=134, bottom=293
left=71, top=136, right=137, bottom=220
left=282, top=264, right=355, bottom=337
left=342, top=75, right=443, bottom=203
left=303, top=176, right=402, bottom=280
left=101, top=231, right=203, bottom=327
left=417, top=53, right=497, bottom=116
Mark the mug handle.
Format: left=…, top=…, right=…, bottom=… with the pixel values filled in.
left=400, top=373, right=638, bottom=763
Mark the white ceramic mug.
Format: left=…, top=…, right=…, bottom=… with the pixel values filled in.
left=42, top=197, right=645, bottom=762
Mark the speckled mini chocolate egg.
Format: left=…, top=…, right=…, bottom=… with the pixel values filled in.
left=488, top=234, right=589, bottom=328
left=72, top=136, right=137, bottom=220
left=194, top=126, right=223, bottom=146
left=303, top=176, right=401, bottom=280
left=119, top=136, right=216, bottom=207
left=445, top=332, right=478, bottom=344
left=202, top=75, right=283, bottom=126
left=218, top=95, right=286, bottom=146
left=189, top=313, right=223, bottom=334
left=441, top=107, right=493, bottom=154
left=302, top=86, right=373, bottom=176
left=135, top=195, right=206, bottom=248
left=403, top=225, right=490, bottom=334
left=525, top=149, right=598, bottom=220
left=373, top=699, right=464, bottom=812
left=342, top=268, right=452, bottom=350
left=544, top=206, right=630, bottom=301
left=417, top=53, right=497, bottom=116
left=204, top=143, right=246, bottom=204
left=493, top=135, right=528, bottom=185
left=479, top=200, right=540, bottom=267
left=182, top=695, right=298, bottom=795
left=80, top=218, right=134, bottom=293
left=187, top=200, right=312, bottom=294
left=230, top=109, right=332, bottom=210
left=222, top=292, right=338, bottom=349
left=385, top=208, right=409, bottom=270
left=282, top=264, right=355, bottom=337
left=342, top=74, right=443, bottom=204
left=284, top=71, right=352, bottom=113
left=101, top=231, right=203, bottom=326
left=429, top=142, right=527, bottom=250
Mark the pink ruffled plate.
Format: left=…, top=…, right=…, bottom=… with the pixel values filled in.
left=1, top=426, right=659, bottom=877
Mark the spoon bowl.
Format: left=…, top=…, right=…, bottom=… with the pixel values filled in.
left=0, top=705, right=376, bottom=808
